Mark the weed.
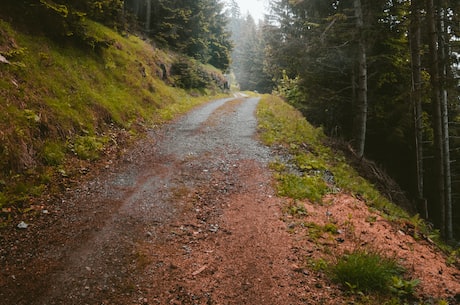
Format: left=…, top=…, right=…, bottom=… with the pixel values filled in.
left=303, top=222, right=324, bottom=240
left=331, top=249, right=405, bottom=294
left=284, top=201, right=308, bottom=216
left=294, top=152, right=327, bottom=171
left=303, top=222, right=338, bottom=241
left=323, top=223, right=339, bottom=234
left=269, top=160, right=286, bottom=172
left=388, top=276, right=420, bottom=298
left=446, top=249, right=460, bottom=268
left=365, top=215, right=378, bottom=224
left=307, top=258, right=329, bottom=271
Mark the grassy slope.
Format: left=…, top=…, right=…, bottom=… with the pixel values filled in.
left=0, top=18, right=225, bottom=209
left=256, top=95, right=459, bottom=303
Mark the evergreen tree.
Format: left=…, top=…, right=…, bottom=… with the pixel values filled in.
left=126, top=0, right=232, bottom=71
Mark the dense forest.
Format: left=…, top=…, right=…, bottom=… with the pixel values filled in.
left=227, top=0, right=460, bottom=241
left=1, top=0, right=459, bottom=242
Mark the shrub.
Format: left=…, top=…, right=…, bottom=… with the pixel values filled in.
left=170, top=60, right=206, bottom=90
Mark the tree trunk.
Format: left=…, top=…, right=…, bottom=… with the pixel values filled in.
left=409, top=0, right=427, bottom=218
left=438, top=6, right=453, bottom=241
left=352, top=0, right=367, bottom=159
left=426, top=0, right=446, bottom=237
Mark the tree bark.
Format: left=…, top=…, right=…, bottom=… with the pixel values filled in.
left=438, top=6, right=453, bottom=241
left=352, top=0, right=367, bottom=159
left=426, top=0, right=446, bottom=237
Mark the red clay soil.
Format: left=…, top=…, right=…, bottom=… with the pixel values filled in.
left=0, top=96, right=459, bottom=305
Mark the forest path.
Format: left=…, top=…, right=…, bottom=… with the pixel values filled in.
left=0, top=96, right=309, bottom=304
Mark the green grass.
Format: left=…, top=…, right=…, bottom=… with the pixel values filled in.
left=277, top=173, right=329, bottom=202
left=331, top=250, right=405, bottom=293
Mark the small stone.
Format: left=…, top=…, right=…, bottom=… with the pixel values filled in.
left=17, top=221, right=28, bottom=229
left=209, top=224, right=219, bottom=232
left=0, top=55, right=10, bottom=64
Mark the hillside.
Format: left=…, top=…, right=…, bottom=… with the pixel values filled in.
left=0, top=17, right=227, bottom=212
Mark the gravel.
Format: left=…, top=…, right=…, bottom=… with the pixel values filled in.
left=160, top=96, right=272, bottom=162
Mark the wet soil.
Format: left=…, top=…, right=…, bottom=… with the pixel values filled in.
left=1, top=96, right=459, bottom=305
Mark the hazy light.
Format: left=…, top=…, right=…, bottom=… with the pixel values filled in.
left=232, top=0, right=268, bottom=21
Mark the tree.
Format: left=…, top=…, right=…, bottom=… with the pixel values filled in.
left=352, top=0, right=368, bottom=158
left=409, top=0, right=427, bottom=218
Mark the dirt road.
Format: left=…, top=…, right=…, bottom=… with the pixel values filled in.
left=1, top=96, right=311, bottom=304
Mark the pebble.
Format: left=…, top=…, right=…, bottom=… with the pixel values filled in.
left=17, top=221, right=28, bottom=229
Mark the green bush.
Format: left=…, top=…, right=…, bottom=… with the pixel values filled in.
left=171, top=61, right=206, bottom=90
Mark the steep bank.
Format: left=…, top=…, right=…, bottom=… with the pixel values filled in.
left=0, top=18, right=227, bottom=213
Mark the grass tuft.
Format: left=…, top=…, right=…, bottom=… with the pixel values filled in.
left=331, top=250, right=404, bottom=293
